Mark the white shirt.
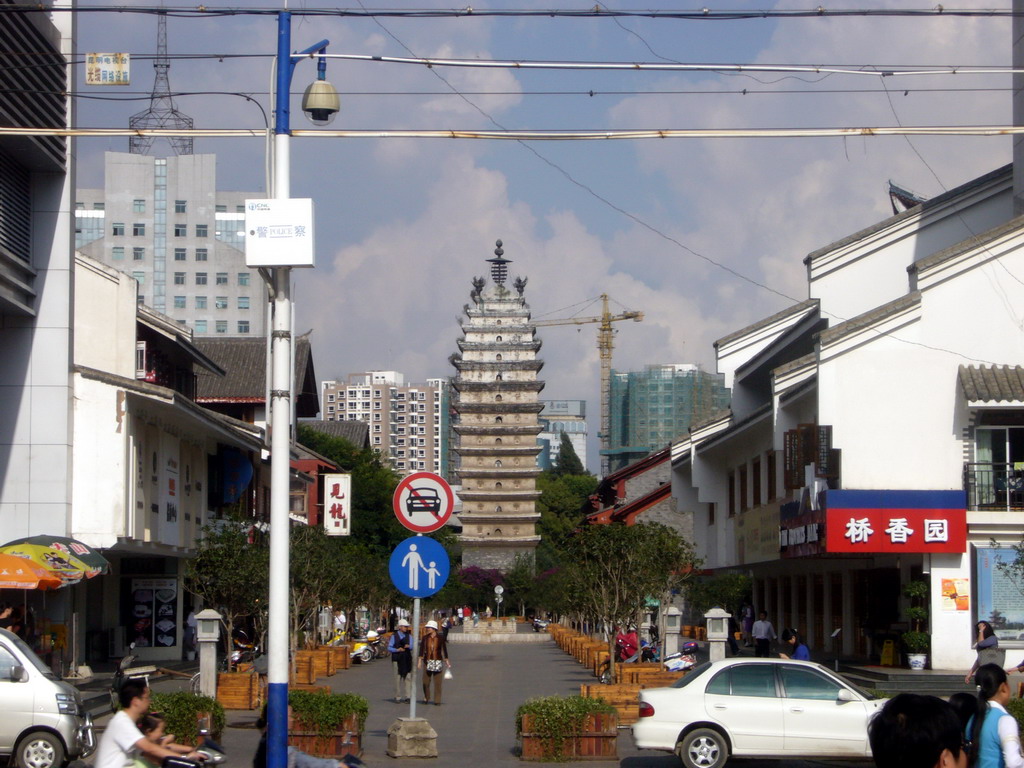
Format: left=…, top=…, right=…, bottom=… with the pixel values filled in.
left=991, top=701, right=1024, bottom=768
left=94, top=711, right=143, bottom=768
left=752, top=619, right=776, bottom=641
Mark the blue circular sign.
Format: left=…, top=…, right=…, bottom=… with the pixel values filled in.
left=389, top=536, right=450, bottom=598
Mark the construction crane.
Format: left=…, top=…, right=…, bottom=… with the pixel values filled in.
left=534, top=294, right=643, bottom=476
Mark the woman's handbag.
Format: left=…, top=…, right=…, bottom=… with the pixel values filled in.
left=426, top=659, right=443, bottom=673
left=443, top=666, right=453, bottom=680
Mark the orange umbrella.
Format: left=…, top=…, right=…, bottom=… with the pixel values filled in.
left=0, top=554, right=63, bottom=590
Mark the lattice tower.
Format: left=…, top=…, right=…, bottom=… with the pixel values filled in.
left=129, top=11, right=193, bottom=155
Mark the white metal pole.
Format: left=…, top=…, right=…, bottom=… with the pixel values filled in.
left=410, top=597, right=420, bottom=720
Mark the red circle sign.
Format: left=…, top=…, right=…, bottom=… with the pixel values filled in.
left=392, top=472, right=454, bottom=533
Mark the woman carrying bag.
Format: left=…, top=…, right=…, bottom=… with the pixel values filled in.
left=419, top=620, right=451, bottom=706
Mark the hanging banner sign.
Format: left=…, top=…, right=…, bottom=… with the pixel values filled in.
left=323, top=473, right=352, bottom=536
left=825, top=489, right=966, bottom=554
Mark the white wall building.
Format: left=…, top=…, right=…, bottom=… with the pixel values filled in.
left=672, top=163, right=1024, bottom=670
left=538, top=399, right=588, bottom=470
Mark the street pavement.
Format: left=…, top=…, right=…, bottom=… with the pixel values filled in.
left=97, top=629, right=873, bottom=768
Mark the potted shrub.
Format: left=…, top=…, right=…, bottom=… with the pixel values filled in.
left=515, top=695, right=617, bottom=762
left=288, top=689, right=368, bottom=759
left=902, top=580, right=930, bottom=669
left=149, top=692, right=226, bottom=744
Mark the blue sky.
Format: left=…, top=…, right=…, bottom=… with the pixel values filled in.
left=74, top=2, right=1012, bottom=471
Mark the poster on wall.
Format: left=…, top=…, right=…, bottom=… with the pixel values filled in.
left=128, top=578, right=177, bottom=648
left=975, top=547, right=1024, bottom=641
left=941, top=578, right=970, bottom=611
left=159, top=431, right=180, bottom=546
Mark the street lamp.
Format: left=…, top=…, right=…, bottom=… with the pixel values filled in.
left=266, top=13, right=339, bottom=768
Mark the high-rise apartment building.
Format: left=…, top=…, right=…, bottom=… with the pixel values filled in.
left=606, top=363, right=730, bottom=473
left=75, top=152, right=265, bottom=337
left=321, top=371, right=450, bottom=477
left=538, top=400, right=588, bottom=471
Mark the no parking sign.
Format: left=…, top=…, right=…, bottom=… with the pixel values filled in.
left=392, top=472, right=454, bottom=533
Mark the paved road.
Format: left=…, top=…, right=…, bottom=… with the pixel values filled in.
left=127, top=635, right=872, bottom=768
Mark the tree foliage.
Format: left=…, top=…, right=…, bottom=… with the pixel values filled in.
left=536, top=471, right=598, bottom=571
left=561, top=522, right=699, bottom=675
left=684, top=571, right=751, bottom=616
left=551, top=433, right=586, bottom=477
left=185, top=522, right=268, bottom=656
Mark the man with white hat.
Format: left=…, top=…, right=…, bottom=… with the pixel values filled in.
left=419, top=620, right=451, bottom=705
left=388, top=618, right=413, bottom=702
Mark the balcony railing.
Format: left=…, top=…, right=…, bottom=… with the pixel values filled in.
left=964, top=462, right=1024, bottom=510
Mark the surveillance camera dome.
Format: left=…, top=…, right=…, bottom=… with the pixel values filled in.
left=301, top=80, right=340, bottom=126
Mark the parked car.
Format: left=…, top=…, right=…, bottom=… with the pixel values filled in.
left=632, top=657, right=882, bottom=768
left=0, top=628, right=95, bottom=768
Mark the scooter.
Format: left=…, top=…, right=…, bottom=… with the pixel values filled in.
left=349, top=631, right=379, bottom=664
left=640, top=638, right=659, bottom=662
left=109, top=643, right=158, bottom=711
left=663, top=641, right=700, bottom=673
left=532, top=617, right=549, bottom=633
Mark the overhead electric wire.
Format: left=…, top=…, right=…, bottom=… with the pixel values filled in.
left=3, top=4, right=1023, bottom=19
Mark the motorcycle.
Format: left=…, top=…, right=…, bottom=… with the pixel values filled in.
left=160, top=735, right=227, bottom=768
left=532, top=617, right=549, bottom=633
left=349, top=630, right=380, bottom=664
left=663, top=641, right=700, bottom=674
left=640, top=638, right=659, bottom=662
left=109, top=642, right=157, bottom=711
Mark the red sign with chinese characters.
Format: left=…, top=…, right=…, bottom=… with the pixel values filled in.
left=825, top=490, right=966, bottom=553
left=323, top=473, right=351, bottom=536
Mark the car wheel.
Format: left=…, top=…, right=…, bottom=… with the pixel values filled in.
left=360, top=647, right=373, bottom=663
left=677, top=728, right=728, bottom=768
left=16, top=731, right=65, bottom=768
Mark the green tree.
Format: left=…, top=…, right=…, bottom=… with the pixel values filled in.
left=562, top=522, right=699, bottom=677
left=503, top=554, right=537, bottom=617
left=684, top=572, right=751, bottom=616
left=551, top=433, right=586, bottom=477
left=185, top=523, right=269, bottom=662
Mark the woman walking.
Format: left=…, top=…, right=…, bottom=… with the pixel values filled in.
left=967, top=664, right=1024, bottom=768
left=967, top=621, right=1005, bottom=683
left=419, top=620, right=451, bottom=706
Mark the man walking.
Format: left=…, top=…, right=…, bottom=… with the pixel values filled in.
left=751, top=610, right=777, bottom=658
left=388, top=619, right=413, bottom=702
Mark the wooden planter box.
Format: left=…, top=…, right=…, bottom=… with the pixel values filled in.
left=299, top=648, right=335, bottom=678
left=325, top=645, right=351, bottom=671
left=290, top=655, right=315, bottom=685
left=216, top=671, right=259, bottom=710
left=519, top=713, right=618, bottom=761
left=580, top=683, right=641, bottom=726
left=289, top=714, right=362, bottom=759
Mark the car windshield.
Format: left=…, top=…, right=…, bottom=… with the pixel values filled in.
left=671, top=661, right=711, bottom=689
left=2, top=632, right=56, bottom=679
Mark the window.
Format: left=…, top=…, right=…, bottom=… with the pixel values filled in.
left=236, top=204, right=245, bottom=212
left=174, top=224, right=187, bottom=237
left=238, top=272, right=250, bottom=286
left=780, top=668, right=842, bottom=700
left=133, top=199, right=146, bottom=213
left=216, top=320, right=227, bottom=334
left=216, top=272, right=228, bottom=285
left=237, top=321, right=250, bottom=334
left=767, top=451, right=777, bottom=501
left=196, top=224, right=208, bottom=237
left=111, top=246, right=125, bottom=261
left=0, top=646, right=21, bottom=679
left=174, top=248, right=187, bottom=261
left=196, top=273, right=207, bottom=285
left=708, top=502, right=716, bottom=525
left=75, top=202, right=85, bottom=210
left=112, top=222, right=124, bottom=236
left=174, top=200, right=187, bottom=213
left=195, top=296, right=207, bottom=309
left=133, top=247, right=145, bottom=260
left=195, top=248, right=208, bottom=262
left=195, top=320, right=207, bottom=333
left=131, top=271, right=145, bottom=285
left=215, top=204, right=226, bottom=213
left=739, top=465, right=748, bottom=511
left=133, top=223, right=145, bottom=236
left=93, top=202, right=105, bottom=211
left=215, top=296, right=228, bottom=309
left=173, top=296, right=186, bottom=309
left=716, top=665, right=778, bottom=698
left=752, top=457, right=762, bottom=507
left=173, top=272, right=185, bottom=285
left=238, top=296, right=250, bottom=310
left=728, top=470, right=736, bottom=517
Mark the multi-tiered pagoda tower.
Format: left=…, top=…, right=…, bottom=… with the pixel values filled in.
left=450, top=242, right=544, bottom=571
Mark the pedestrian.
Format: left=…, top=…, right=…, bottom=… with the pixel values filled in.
left=418, top=620, right=450, bottom=706
left=779, top=628, right=809, bottom=660
left=726, top=614, right=739, bottom=656
left=868, top=693, right=967, bottom=768
left=966, top=663, right=1024, bottom=768
left=967, top=620, right=1004, bottom=683
left=388, top=619, right=413, bottom=703
left=441, top=614, right=451, bottom=641
left=94, top=680, right=204, bottom=768
left=751, top=611, right=776, bottom=658
left=741, top=602, right=754, bottom=647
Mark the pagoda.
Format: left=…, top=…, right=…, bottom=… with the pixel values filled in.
left=450, top=241, right=544, bottom=570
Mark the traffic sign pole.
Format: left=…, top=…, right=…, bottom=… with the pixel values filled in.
left=409, top=593, right=420, bottom=720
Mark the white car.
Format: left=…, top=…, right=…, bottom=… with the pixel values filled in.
left=632, top=657, right=883, bottom=768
